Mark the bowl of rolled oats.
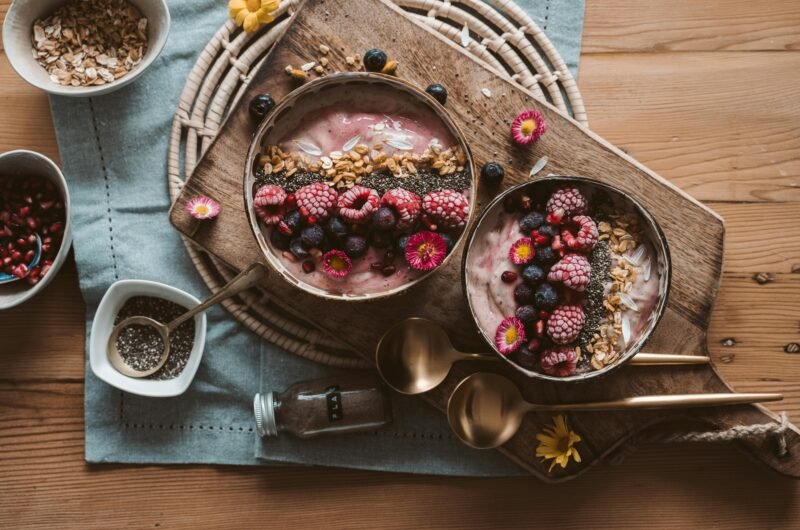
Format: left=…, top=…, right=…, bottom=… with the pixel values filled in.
left=462, top=176, right=672, bottom=382
left=3, top=0, right=170, bottom=97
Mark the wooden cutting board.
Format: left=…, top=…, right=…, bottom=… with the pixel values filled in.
left=169, top=0, right=800, bottom=481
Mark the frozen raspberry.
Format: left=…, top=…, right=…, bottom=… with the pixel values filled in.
left=381, top=188, right=422, bottom=230
left=546, top=305, right=586, bottom=344
left=546, top=187, right=587, bottom=224
left=561, top=215, right=598, bottom=252
left=422, top=190, right=470, bottom=230
left=337, top=185, right=380, bottom=224
left=548, top=253, right=591, bottom=292
left=253, top=185, right=287, bottom=225
left=540, top=346, right=579, bottom=377
left=494, top=316, right=526, bottom=355
left=295, top=182, right=338, bottom=221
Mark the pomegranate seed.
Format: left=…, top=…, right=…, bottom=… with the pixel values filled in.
left=277, top=221, right=293, bottom=235
left=285, top=194, right=296, bottom=207
left=27, top=275, right=40, bottom=286
left=10, top=251, right=22, bottom=262
left=501, top=271, right=518, bottom=283
left=519, top=195, right=532, bottom=211
left=18, top=206, right=30, bottom=216
left=370, top=262, right=384, bottom=271
left=305, top=215, right=318, bottom=225
left=535, top=320, right=545, bottom=337
left=26, top=217, right=37, bottom=229
left=526, top=338, right=542, bottom=353
left=538, top=310, right=550, bottom=320
left=24, top=250, right=34, bottom=263
left=12, top=263, right=28, bottom=278
left=301, top=261, right=315, bottom=274
left=381, top=265, right=396, bottom=276
left=2, top=257, right=11, bottom=266
left=41, top=244, right=51, bottom=254
left=49, top=221, right=63, bottom=234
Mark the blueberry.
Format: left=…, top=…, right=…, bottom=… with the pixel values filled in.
left=324, top=216, right=348, bottom=240
left=363, top=48, right=388, bottom=72
left=538, top=223, right=559, bottom=238
left=289, top=238, right=309, bottom=259
left=343, top=235, right=368, bottom=258
left=440, top=232, right=455, bottom=253
left=249, top=94, right=275, bottom=121
left=534, top=283, right=559, bottom=310
left=515, top=305, right=537, bottom=324
left=283, top=209, right=302, bottom=235
left=514, top=283, right=535, bottom=304
left=514, top=346, right=539, bottom=370
left=425, top=83, right=448, bottom=105
left=300, top=225, right=325, bottom=248
left=519, top=211, right=545, bottom=233
left=396, top=235, right=411, bottom=252
left=269, top=229, right=291, bottom=251
left=480, top=162, right=505, bottom=186
left=534, top=246, right=557, bottom=266
left=372, top=206, right=397, bottom=231
left=521, top=264, right=545, bottom=285
left=370, top=230, right=394, bottom=249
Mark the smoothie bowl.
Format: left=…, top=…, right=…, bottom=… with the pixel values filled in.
left=463, top=177, right=671, bottom=382
left=245, top=73, right=475, bottom=301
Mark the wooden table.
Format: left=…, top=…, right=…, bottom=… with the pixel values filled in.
left=1, top=1, right=799, bottom=527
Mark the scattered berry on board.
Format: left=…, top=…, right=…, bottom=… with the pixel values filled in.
left=363, top=48, right=388, bottom=72
left=249, top=94, right=276, bottom=121
left=480, top=162, right=505, bottom=186
left=425, top=83, right=448, bottom=105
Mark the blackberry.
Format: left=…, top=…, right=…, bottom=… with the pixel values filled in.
left=289, top=238, right=309, bottom=259
left=519, top=212, right=545, bottom=233
left=325, top=216, right=348, bottom=241
left=534, top=246, right=557, bottom=266
left=282, top=209, right=302, bottom=235
left=363, top=48, right=388, bottom=72
left=248, top=94, right=275, bottom=121
left=521, top=263, right=545, bottom=285
left=480, top=162, right=505, bottom=186
left=372, top=206, right=397, bottom=231
left=534, top=283, right=559, bottom=310
left=343, top=235, right=368, bottom=258
left=300, top=225, right=325, bottom=248
left=269, top=229, right=291, bottom=251
left=515, top=305, right=537, bottom=324
left=425, top=83, right=448, bottom=105
left=514, top=283, right=535, bottom=304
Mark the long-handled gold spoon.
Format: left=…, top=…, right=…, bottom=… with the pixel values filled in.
left=108, top=264, right=268, bottom=378
left=447, top=372, right=784, bottom=449
left=376, top=318, right=710, bottom=395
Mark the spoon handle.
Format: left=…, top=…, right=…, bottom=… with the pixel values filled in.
left=165, top=263, right=269, bottom=332
left=629, top=353, right=710, bottom=365
left=527, top=392, right=783, bottom=413
left=458, top=353, right=502, bottom=362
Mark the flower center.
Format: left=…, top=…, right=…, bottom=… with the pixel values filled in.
left=504, top=327, right=518, bottom=345
left=330, top=257, right=346, bottom=271
left=194, top=204, right=210, bottom=216
left=515, top=246, right=531, bottom=260
left=557, top=436, right=571, bottom=453
left=416, top=242, right=435, bottom=261
left=520, top=119, right=537, bottom=136
left=246, top=0, right=261, bottom=11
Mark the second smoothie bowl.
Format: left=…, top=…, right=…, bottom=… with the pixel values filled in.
left=463, top=177, right=671, bottom=382
left=245, top=73, right=476, bottom=301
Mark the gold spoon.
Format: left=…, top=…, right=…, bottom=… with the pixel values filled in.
left=108, top=264, right=268, bottom=378
left=375, top=318, right=710, bottom=395
left=447, top=372, right=784, bottom=449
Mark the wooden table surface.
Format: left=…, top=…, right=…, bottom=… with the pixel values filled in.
left=1, top=1, right=799, bottom=528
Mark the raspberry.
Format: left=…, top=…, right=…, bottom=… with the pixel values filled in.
left=548, top=253, right=591, bottom=292
left=253, top=185, right=287, bottom=225
left=381, top=188, right=422, bottom=230
left=546, top=187, right=587, bottom=224
left=295, top=182, right=338, bottom=221
left=337, top=185, right=380, bottom=224
left=561, top=215, right=598, bottom=252
left=422, top=190, right=470, bottom=230
left=546, top=305, right=586, bottom=344
left=540, top=346, right=579, bottom=377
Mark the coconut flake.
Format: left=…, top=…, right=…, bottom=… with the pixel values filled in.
left=481, top=88, right=492, bottom=98
left=529, top=156, right=549, bottom=177
left=294, top=140, right=322, bottom=156
left=642, top=258, right=652, bottom=282
left=301, top=61, right=316, bottom=71
left=460, top=23, right=471, bottom=47
left=386, top=138, right=413, bottom=151
left=621, top=315, right=632, bottom=346
left=626, top=244, right=647, bottom=266
left=618, top=292, right=640, bottom=312
left=342, top=135, right=360, bottom=152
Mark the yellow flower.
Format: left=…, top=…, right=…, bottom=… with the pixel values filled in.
left=229, top=0, right=280, bottom=33
left=535, top=415, right=582, bottom=472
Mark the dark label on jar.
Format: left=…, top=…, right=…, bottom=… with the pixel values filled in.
left=325, top=385, right=343, bottom=421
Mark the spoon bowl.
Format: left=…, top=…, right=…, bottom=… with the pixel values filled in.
left=107, top=315, right=171, bottom=378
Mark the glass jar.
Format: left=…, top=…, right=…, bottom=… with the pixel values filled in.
left=254, top=373, right=392, bottom=438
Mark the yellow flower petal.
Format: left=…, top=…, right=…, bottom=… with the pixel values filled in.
left=243, top=12, right=260, bottom=32
left=572, top=447, right=581, bottom=463
left=229, top=0, right=247, bottom=13
left=261, top=0, right=280, bottom=11
left=234, top=9, right=249, bottom=27
left=257, top=10, right=276, bottom=23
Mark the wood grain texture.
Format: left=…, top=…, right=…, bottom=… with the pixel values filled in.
left=169, top=0, right=799, bottom=482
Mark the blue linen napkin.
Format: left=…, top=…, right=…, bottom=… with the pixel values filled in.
left=51, top=0, right=585, bottom=476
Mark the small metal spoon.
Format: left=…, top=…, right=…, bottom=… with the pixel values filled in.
left=107, top=264, right=268, bottom=378
left=447, top=372, right=784, bottom=449
left=0, top=234, right=41, bottom=285
left=376, top=318, right=711, bottom=395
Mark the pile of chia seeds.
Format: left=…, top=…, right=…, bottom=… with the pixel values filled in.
left=114, top=296, right=196, bottom=380
left=577, top=240, right=611, bottom=364
left=254, top=168, right=323, bottom=193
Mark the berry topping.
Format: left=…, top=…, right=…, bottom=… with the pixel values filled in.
left=249, top=93, right=276, bottom=121
left=381, top=188, right=422, bottom=230
left=337, top=185, right=381, bottom=224
left=494, top=316, right=526, bottom=355
left=269, top=229, right=291, bottom=251
left=404, top=231, right=447, bottom=271
left=521, top=263, right=546, bottom=285
left=514, top=345, right=539, bottom=370
left=511, top=109, right=547, bottom=145
left=539, top=347, right=579, bottom=377
left=501, top=270, right=518, bottom=283
left=295, top=182, right=338, bottom=221
left=278, top=209, right=303, bottom=236
left=561, top=215, right=599, bottom=252
left=425, top=83, right=448, bottom=105
left=322, top=250, right=352, bottom=278
left=534, top=246, right=558, bottom=266
left=300, top=225, right=325, bottom=249
left=372, top=206, right=397, bottom=231
left=519, top=211, right=545, bottom=233
left=515, top=304, right=538, bottom=324
left=324, top=216, right=349, bottom=241
left=289, top=238, right=309, bottom=259
left=342, top=235, right=368, bottom=258
left=546, top=187, right=587, bottom=224
left=440, top=232, right=455, bottom=252
left=302, top=261, right=315, bottom=274
left=396, top=234, right=410, bottom=253
left=422, top=190, right=470, bottom=230
left=363, top=48, right=388, bottom=72
left=548, top=253, right=592, bottom=292
left=253, top=184, right=287, bottom=225
left=514, top=283, right=535, bottom=304
left=480, top=162, right=505, bottom=186
left=546, top=305, right=586, bottom=344
left=508, top=237, right=535, bottom=265
left=534, top=283, right=559, bottom=310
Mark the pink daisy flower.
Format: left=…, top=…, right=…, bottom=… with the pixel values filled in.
left=186, top=196, right=220, bottom=220
left=404, top=231, right=447, bottom=271
left=511, top=109, right=547, bottom=145
left=495, top=316, right=526, bottom=355
left=508, top=237, right=534, bottom=265
left=322, top=250, right=352, bottom=278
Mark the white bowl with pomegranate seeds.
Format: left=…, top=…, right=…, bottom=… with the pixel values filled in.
left=244, top=73, right=476, bottom=301
left=462, top=176, right=671, bottom=382
left=0, top=150, right=72, bottom=310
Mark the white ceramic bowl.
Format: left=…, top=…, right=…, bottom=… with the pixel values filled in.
left=90, top=279, right=207, bottom=397
left=2, top=0, right=170, bottom=97
left=0, top=150, right=73, bottom=310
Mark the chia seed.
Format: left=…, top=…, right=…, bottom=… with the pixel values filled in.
left=254, top=169, right=323, bottom=193
left=577, top=239, right=611, bottom=362
left=114, top=296, right=196, bottom=380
